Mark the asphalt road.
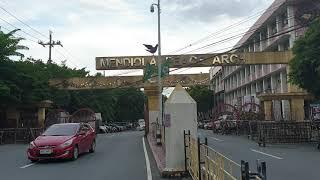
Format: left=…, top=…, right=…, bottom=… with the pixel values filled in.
left=199, top=129, right=320, bottom=180
left=0, top=131, right=182, bottom=180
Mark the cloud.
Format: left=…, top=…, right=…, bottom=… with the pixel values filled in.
left=163, top=0, right=273, bottom=23
left=2, top=0, right=274, bottom=76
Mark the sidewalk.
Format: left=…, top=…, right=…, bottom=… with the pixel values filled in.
left=147, top=134, right=166, bottom=174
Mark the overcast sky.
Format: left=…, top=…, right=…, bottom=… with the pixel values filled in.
left=1, top=0, right=274, bottom=77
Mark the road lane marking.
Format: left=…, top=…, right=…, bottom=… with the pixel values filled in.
left=250, top=149, right=283, bottom=160
left=20, top=163, right=36, bottom=169
left=142, top=137, right=152, bottom=180
left=209, top=137, right=224, bottom=142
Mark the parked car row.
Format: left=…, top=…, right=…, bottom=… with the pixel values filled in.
left=198, top=120, right=213, bottom=130
left=98, top=123, right=134, bottom=133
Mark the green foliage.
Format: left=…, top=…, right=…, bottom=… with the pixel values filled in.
left=289, top=18, right=320, bottom=97
left=186, top=85, right=213, bottom=112
left=0, top=29, right=28, bottom=60
left=0, top=29, right=144, bottom=123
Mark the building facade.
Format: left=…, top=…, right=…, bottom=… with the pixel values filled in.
left=209, top=0, right=320, bottom=120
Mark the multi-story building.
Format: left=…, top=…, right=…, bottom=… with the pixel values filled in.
left=210, top=0, right=320, bottom=120
left=209, top=67, right=224, bottom=107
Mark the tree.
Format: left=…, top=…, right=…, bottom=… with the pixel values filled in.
left=186, top=85, right=213, bottom=113
left=0, top=29, right=144, bottom=124
left=0, top=29, right=28, bottom=60
left=289, top=18, right=320, bottom=97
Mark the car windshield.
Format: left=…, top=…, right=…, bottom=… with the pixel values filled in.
left=42, top=124, right=79, bottom=136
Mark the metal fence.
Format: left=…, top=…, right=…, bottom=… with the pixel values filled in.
left=257, top=121, right=320, bottom=146
left=184, top=130, right=266, bottom=180
left=0, top=128, right=43, bottom=144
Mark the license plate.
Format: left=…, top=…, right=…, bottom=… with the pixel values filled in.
left=40, top=149, right=53, bottom=154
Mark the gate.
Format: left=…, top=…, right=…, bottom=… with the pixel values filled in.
left=69, top=108, right=96, bottom=130
left=184, top=130, right=267, bottom=180
left=44, top=109, right=69, bottom=129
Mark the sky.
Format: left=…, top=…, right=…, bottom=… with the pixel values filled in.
left=0, top=0, right=274, bottom=79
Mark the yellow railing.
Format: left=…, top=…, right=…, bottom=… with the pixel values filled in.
left=202, top=145, right=239, bottom=180
left=185, top=131, right=239, bottom=180
left=187, top=136, right=200, bottom=180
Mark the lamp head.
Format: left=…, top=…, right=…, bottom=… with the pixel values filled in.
left=150, top=5, right=155, bottom=13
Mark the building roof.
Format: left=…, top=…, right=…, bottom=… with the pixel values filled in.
left=235, top=0, right=287, bottom=48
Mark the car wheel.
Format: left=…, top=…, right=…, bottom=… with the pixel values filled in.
left=72, top=145, right=79, bottom=160
left=89, top=140, right=96, bottom=153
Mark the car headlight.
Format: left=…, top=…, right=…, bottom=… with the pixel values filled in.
left=60, top=139, right=73, bottom=148
left=29, top=141, right=36, bottom=149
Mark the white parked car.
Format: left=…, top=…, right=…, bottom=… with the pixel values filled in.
left=99, top=125, right=107, bottom=133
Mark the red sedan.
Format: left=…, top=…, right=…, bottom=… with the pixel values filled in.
left=27, top=123, right=96, bottom=162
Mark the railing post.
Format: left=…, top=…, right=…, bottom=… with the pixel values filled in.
left=184, top=130, right=187, bottom=172
left=241, top=160, right=249, bottom=180
left=14, top=129, right=17, bottom=144
left=197, top=137, right=201, bottom=180
left=261, top=161, right=267, bottom=180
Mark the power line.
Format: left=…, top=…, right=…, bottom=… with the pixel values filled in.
left=0, top=16, right=43, bottom=42
left=0, top=3, right=83, bottom=67
left=53, top=23, right=309, bottom=90
left=180, top=15, right=298, bottom=55
left=167, top=0, right=286, bottom=55
left=0, top=5, right=48, bottom=40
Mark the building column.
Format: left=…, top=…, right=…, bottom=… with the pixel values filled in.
left=6, top=107, right=19, bottom=128
left=280, top=71, right=290, bottom=120
left=240, top=70, right=243, bottom=86
left=290, top=98, right=305, bottom=121
left=38, top=108, right=46, bottom=128
left=249, top=66, right=252, bottom=81
left=259, top=32, right=263, bottom=51
left=263, top=100, right=273, bottom=120
left=267, top=25, right=272, bottom=46
left=276, top=16, right=282, bottom=33
left=144, top=84, right=160, bottom=137
left=287, top=5, right=296, bottom=48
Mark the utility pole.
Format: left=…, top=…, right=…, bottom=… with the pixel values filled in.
left=157, top=0, right=163, bottom=127
left=151, top=0, right=163, bottom=126
left=38, top=30, right=63, bottom=64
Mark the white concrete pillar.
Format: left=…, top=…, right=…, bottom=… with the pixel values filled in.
left=165, top=85, right=197, bottom=170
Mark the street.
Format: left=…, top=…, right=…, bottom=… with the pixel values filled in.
left=199, top=129, right=320, bottom=180
left=0, top=131, right=175, bottom=180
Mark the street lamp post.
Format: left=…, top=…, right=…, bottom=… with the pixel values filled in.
left=151, top=0, right=163, bottom=127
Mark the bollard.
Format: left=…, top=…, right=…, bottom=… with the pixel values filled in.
left=156, top=128, right=161, bottom=145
